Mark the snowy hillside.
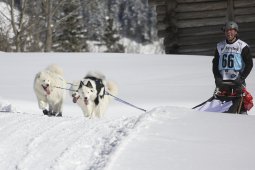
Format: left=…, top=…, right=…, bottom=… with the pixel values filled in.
left=0, top=53, right=255, bottom=170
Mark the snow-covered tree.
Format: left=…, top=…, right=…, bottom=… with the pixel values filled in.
left=78, top=0, right=157, bottom=43
left=53, top=0, right=88, bottom=52
left=101, top=17, right=124, bottom=53
left=0, top=0, right=158, bottom=52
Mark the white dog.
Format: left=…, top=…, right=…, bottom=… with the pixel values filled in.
left=70, top=71, right=118, bottom=118
left=33, top=64, right=66, bottom=116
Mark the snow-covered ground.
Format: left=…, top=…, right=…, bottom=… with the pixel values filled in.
left=87, top=38, right=164, bottom=54
left=0, top=53, right=255, bottom=170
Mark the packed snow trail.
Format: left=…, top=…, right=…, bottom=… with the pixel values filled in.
left=1, top=54, right=255, bottom=170
left=0, top=105, right=142, bottom=170
left=106, top=107, right=255, bottom=170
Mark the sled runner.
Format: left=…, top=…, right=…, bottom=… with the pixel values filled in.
left=193, top=81, right=253, bottom=114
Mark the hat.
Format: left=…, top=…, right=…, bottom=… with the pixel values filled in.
left=222, top=21, right=239, bottom=32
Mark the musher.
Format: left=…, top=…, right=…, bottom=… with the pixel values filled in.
left=212, top=21, right=253, bottom=113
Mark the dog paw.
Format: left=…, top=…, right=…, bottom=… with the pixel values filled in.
left=43, top=109, right=49, bottom=115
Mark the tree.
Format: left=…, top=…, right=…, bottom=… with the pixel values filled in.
left=102, top=17, right=124, bottom=53
left=9, top=0, right=28, bottom=52
left=0, top=30, right=11, bottom=51
left=53, top=0, right=88, bottom=52
left=3, top=0, right=57, bottom=52
left=44, top=0, right=53, bottom=52
left=1, top=0, right=158, bottom=52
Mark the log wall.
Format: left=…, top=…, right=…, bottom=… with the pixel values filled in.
left=149, top=0, right=255, bottom=57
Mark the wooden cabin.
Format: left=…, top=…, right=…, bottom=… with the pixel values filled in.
left=148, top=0, right=255, bottom=57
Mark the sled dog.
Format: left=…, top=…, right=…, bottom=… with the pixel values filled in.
left=70, top=71, right=118, bottom=118
left=33, top=64, right=66, bottom=116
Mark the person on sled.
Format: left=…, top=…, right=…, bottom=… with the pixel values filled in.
left=212, top=21, right=253, bottom=114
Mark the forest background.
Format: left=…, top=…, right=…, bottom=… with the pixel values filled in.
left=0, top=0, right=162, bottom=53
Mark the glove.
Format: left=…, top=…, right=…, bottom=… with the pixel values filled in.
left=233, top=76, right=244, bottom=86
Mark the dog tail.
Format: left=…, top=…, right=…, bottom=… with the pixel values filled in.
left=46, top=64, right=64, bottom=76
left=106, top=80, right=118, bottom=96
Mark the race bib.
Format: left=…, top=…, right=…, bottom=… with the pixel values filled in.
left=220, top=69, right=239, bottom=80
left=218, top=52, right=243, bottom=71
left=217, top=39, right=247, bottom=81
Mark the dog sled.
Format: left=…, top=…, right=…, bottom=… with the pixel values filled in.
left=193, top=81, right=253, bottom=114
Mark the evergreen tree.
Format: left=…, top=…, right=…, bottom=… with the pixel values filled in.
left=102, top=17, right=124, bottom=53
left=53, top=0, right=88, bottom=52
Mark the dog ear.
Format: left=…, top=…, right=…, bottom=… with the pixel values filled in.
left=78, top=81, right=84, bottom=89
left=86, top=81, right=93, bottom=88
left=36, top=72, right=41, bottom=79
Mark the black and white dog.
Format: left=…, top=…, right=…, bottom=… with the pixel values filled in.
left=70, top=71, right=118, bottom=118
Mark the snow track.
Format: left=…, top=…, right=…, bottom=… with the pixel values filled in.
left=2, top=54, right=255, bottom=170
left=0, top=111, right=141, bottom=170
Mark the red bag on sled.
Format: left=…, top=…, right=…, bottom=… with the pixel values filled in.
left=243, top=88, right=253, bottom=111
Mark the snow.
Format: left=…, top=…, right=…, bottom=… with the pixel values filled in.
left=87, top=38, right=164, bottom=54
left=0, top=53, right=255, bottom=170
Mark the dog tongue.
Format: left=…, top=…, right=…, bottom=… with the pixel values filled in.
left=84, top=99, right=88, bottom=105
left=42, top=85, right=50, bottom=95
left=46, top=88, right=50, bottom=95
